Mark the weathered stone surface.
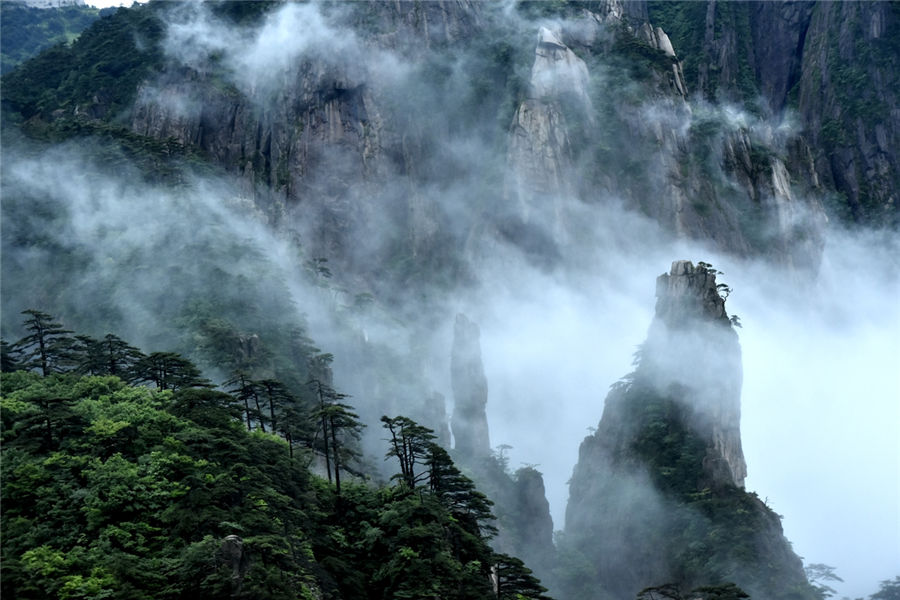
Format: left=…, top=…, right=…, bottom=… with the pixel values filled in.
left=450, top=313, right=490, bottom=460
left=504, top=25, right=592, bottom=241
left=513, top=467, right=554, bottom=565
left=530, top=27, right=592, bottom=108
left=796, top=0, right=899, bottom=223
left=220, top=534, right=250, bottom=593
left=648, top=260, right=746, bottom=487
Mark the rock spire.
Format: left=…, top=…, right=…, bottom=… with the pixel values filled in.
left=561, top=260, right=813, bottom=600
left=450, top=313, right=490, bottom=460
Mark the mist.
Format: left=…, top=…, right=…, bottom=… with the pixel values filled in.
left=471, top=222, right=899, bottom=598
left=2, top=1, right=898, bottom=597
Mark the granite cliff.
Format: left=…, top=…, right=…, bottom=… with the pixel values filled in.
left=562, top=261, right=814, bottom=599
left=9, top=0, right=892, bottom=283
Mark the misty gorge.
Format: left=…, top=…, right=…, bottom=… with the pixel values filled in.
left=0, top=1, right=897, bottom=599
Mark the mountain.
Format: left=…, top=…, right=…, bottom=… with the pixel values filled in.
left=5, top=0, right=895, bottom=280
left=1, top=1, right=898, bottom=598
left=0, top=1, right=99, bottom=74
left=648, top=1, right=899, bottom=226
left=562, top=260, right=814, bottom=599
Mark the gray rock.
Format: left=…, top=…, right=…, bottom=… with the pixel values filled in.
left=450, top=313, right=490, bottom=460
left=562, top=261, right=812, bottom=599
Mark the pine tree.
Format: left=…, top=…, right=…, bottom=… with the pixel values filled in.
left=224, top=371, right=258, bottom=431
left=316, top=400, right=364, bottom=496
left=133, top=352, right=211, bottom=391
left=1, top=338, right=22, bottom=372
left=426, top=443, right=497, bottom=537
left=72, top=333, right=144, bottom=378
left=380, top=415, right=437, bottom=489
left=13, top=310, right=76, bottom=376
left=493, top=553, right=553, bottom=600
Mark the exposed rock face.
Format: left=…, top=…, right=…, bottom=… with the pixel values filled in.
left=651, top=1, right=897, bottom=226
left=450, top=313, right=490, bottom=460
left=121, top=0, right=846, bottom=276
left=530, top=27, right=592, bottom=109
left=796, top=1, right=899, bottom=224
left=562, top=260, right=813, bottom=600
left=512, top=467, right=555, bottom=567
left=648, top=260, right=746, bottom=486
left=505, top=26, right=591, bottom=238
left=130, top=1, right=485, bottom=275
left=220, top=534, right=250, bottom=594
left=749, top=1, right=815, bottom=113
left=421, top=391, right=451, bottom=449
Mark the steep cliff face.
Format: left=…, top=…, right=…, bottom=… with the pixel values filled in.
left=6, top=0, right=866, bottom=277
left=500, top=2, right=826, bottom=271
left=505, top=26, right=587, bottom=238
left=562, top=260, right=813, bottom=600
left=128, top=1, right=486, bottom=277
left=647, top=261, right=746, bottom=486
left=797, top=1, right=899, bottom=224
left=650, top=0, right=898, bottom=226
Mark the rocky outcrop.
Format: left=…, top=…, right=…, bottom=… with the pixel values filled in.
left=124, top=0, right=842, bottom=277
left=647, top=260, right=746, bottom=486
left=130, top=1, right=486, bottom=276
left=561, top=261, right=814, bottom=600
left=529, top=27, right=592, bottom=109
left=512, top=466, right=555, bottom=568
left=649, top=1, right=897, bottom=226
left=796, top=1, right=899, bottom=224
left=421, top=391, right=451, bottom=449
left=450, top=313, right=490, bottom=460
left=505, top=26, right=591, bottom=239
left=219, top=534, right=250, bottom=595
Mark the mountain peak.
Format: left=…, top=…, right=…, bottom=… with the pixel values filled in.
left=654, top=260, right=730, bottom=326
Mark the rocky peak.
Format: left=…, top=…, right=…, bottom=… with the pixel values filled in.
left=450, top=313, right=490, bottom=460
left=653, top=259, right=730, bottom=326
left=504, top=25, right=592, bottom=240
left=644, top=260, right=746, bottom=488
left=561, top=261, right=812, bottom=599
left=530, top=26, right=592, bottom=112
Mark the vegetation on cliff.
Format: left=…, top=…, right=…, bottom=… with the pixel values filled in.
left=1, top=311, right=551, bottom=600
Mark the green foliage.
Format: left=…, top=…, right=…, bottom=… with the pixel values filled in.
left=2, top=324, right=546, bottom=600
left=1, top=2, right=165, bottom=121
left=612, top=26, right=679, bottom=81
left=12, top=309, right=76, bottom=376
left=574, top=375, right=821, bottom=599
left=1, top=369, right=317, bottom=600
left=132, top=352, right=212, bottom=392
left=72, top=333, right=145, bottom=379
left=495, top=553, right=553, bottom=599
left=0, top=3, right=100, bottom=75
left=648, top=1, right=758, bottom=108
left=381, top=415, right=438, bottom=489
left=647, top=1, right=708, bottom=91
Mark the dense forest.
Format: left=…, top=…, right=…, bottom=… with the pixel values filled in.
left=1, top=309, right=551, bottom=599
left=0, top=1, right=101, bottom=74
